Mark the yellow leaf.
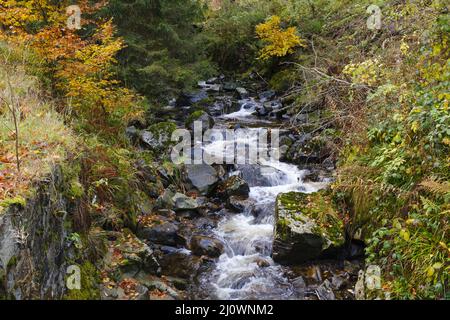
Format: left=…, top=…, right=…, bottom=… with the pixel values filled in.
left=400, top=229, right=410, bottom=241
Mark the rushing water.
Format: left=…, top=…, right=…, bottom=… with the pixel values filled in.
left=198, top=98, right=328, bottom=300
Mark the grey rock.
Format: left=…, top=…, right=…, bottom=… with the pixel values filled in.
left=226, top=196, right=254, bottom=213
left=139, top=127, right=173, bottom=151
left=154, top=189, right=176, bottom=210
left=236, top=87, right=249, bottom=99
left=331, top=275, right=347, bottom=290
left=137, top=218, right=184, bottom=246
left=190, top=235, right=224, bottom=258
left=223, top=82, right=237, bottom=91
left=115, top=282, right=149, bottom=300
left=292, top=276, right=306, bottom=299
left=207, top=84, right=223, bottom=92
left=177, top=91, right=208, bottom=107
left=158, top=251, right=202, bottom=279
left=100, top=284, right=120, bottom=300
left=135, top=271, right=182, bottom=300
left=258, top=90, right=276, bottom=101
left=198, top=81, right=222, bottom=92
left=172, top=193, right=199, bottom=211
left=236, top=165, right=286, bottom=187
left=0, top=165, right=76, bottom=299
left=125, top=126, right=138, bottom=141
left=206, top=77, right=219, bottom=84
left=254, top=104, right=268, bottom=116
left=217, top=175, right=250, bottom=199
left=185, top=164, right=219, bottom=195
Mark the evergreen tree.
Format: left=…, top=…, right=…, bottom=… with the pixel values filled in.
left=104, top=0, right=215, bottom=101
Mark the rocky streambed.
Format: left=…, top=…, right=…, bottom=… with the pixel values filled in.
left=0, top=76, right=365, bottom=300
left=124, top=76, right=365, bottom=300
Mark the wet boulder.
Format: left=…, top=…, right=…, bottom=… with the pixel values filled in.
left=223, top=82, right=237, bottom=91
left=263, top=100, right=283, bottom=113
left=258, top=90, right=276, bottom=101
left=154, top=189, right=176, bottom=210
left=272, top=191, right=344, bottom=264
left=137, top=216, right=185, bottom=246
left=158, top=250, right=202, bottom=279
left=216, top=175, right=250, bottom=199
left=236, top=165, right=286, bottom=187
left=198, top=81, right=222, bottom=92
left=172, top=193, right=199, bottom=211
left=285, top=135, right=330, bottom=164
left=190, top=235, right=224, bottom=258
left=139, top=122, right=177, bottom=154
left=206, top=77, right=222, bottom=84
left=226, top=196, right=255, bottom=213
left=185, top=164, right=219, bottom=195
left=236, top=87, right=249, bottom=99
left=206, top=84, right=222, bottom=92
left=254, top=104, right=268, bottom=116
left=279, top=135, right=294, bottom=160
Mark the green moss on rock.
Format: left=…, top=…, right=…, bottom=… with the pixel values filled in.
left=185, top=110, right=206, bottom=129
left=148, top=121, right=177, bottom=140
left=273, top=190, right=345, bottom=264
left=0, top=196, right=26, bottom=209
left=64, top=262, right=100, bottom=300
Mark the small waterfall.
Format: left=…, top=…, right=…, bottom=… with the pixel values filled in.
left=199, top=99, right=328, bottom=300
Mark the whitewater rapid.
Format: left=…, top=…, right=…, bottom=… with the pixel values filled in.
left=200, top=99, right=327, bottom=299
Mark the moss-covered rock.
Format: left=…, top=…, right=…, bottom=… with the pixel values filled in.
left=185, top=110, right=214, bottom=132
left=273, top=190, right=345, bottom=264
left=139, top=121, right=177, bottom=154
left=0, top=196, right=26, bottom=209
left=64, top=262, right=100, bottom=300
left=216, top=175, right=250, bottom=199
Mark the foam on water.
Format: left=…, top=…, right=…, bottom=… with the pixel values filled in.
left=222, top=98, right=258, bottom=119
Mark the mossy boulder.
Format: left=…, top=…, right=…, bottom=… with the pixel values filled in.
left=190, top=235, right=224, bottom=258
left=216, top=175, right=250, bottom=199
left=185, top=110, right=214, bottom=132
left=172, top=193, right=200, bottom=211
left=64, top=262, right=100, bottom=300
left=272, top=190, right=344, bottom=264
left=139, top=122, right=177, bottom=153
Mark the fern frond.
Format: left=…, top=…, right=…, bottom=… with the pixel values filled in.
left=419, top=179, right=450, bottom=195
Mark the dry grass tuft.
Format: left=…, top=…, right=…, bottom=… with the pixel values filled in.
left=0, top=45, right=78, bottom=206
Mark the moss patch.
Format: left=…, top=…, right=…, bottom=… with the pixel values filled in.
left=64, top=262, right=100, bottom=300
left=0, top=196, right=26, bottom=209
left=276, top=190, right=344, bottom=247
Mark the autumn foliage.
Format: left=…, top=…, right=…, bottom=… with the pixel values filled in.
left=0, top=0, right=141, bottom=125
left=255, top=15, right=305, bottom=60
